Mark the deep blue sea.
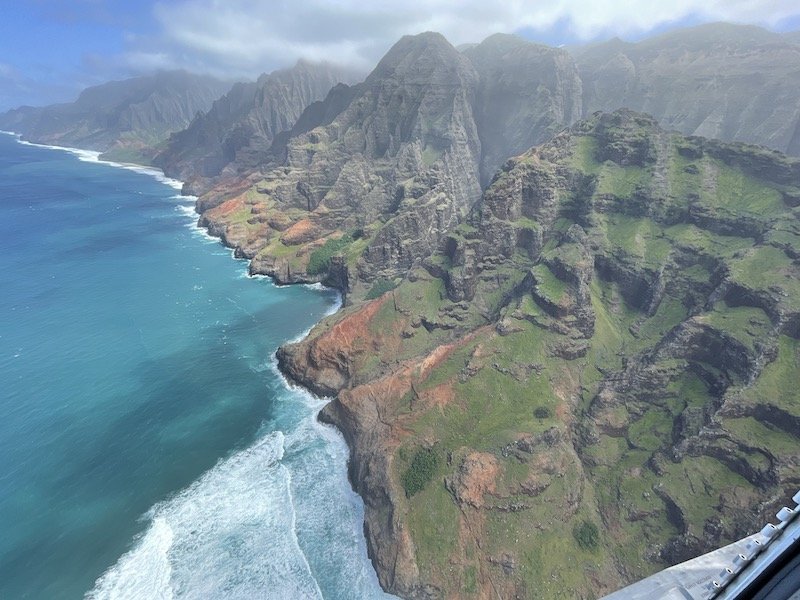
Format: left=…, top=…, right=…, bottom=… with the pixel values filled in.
left=0, top=132, right=392, bottom=599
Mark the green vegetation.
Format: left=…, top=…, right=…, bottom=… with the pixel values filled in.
left=572, top=520, right=600, bottom=550
left=281, top=113, right=800, bottom=597
left=604, top=215, right=672, bottom=266
left=596, top=162, right=649, bottom=198
left=401, top=447, right=439, bottom=497
left=729, top=246, right=800, bottom=304
left=711, top=161, right=785, bottom=217
left=531, top=264, right=567, bottom=303
left=306, top=234, right=353, bottom=275
left=421, top=145, right=442, bottom=166
left=701, top=304, right=771, bottom=352
left=365, top=278, right=398, bottom=300
left=464, top=566, right=477, bottom=594
left=737, top=335, right=800, bottom=416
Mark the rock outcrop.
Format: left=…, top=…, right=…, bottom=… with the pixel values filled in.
left=192, top=24, right=800, bottom=306
left=194, top=32, right=487, bottom=289
left=278, top=110, right=800, bottom=599
left=6, top=22, right=800, bottom=600
left=464, top=33, right=583, bottom=185
left=154, top=60, right=357, bottom=194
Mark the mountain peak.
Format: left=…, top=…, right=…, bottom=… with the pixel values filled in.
left=476, top=32, right=530, bottom=51
left=642, top=21, right=783, bottom=49
left=368, top=31, right=471, bottom=83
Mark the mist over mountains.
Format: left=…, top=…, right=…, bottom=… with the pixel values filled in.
left=0, top=71, right=232, bottom=163
left=4, top=22, right=800, bottom=177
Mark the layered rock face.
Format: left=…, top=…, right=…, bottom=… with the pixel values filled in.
left=575, top=23, right=800, bottom=156
left=464, top=34, right=583, bottom=185
left=194, top=24, right=800, bottom=304
left=153, top=24, right=800, bottom=600
left=0, top=71, right=231, bottom=162
left=278, top=110, right=800, bottom=599
left=154, top=60, right=357, bottom=194
left=8, top=22, right=798, bottom=600
left=196, top=32, right=486, bottom=286
left=196, top=32, right=591, bottom=292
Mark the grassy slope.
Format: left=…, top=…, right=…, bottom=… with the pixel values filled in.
left=302, top=112, right=800, bottom=598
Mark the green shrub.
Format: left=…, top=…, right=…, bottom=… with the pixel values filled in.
left=464, top=566, right=477, bottom=594
left=534, top=406, right=552, bottom=419
left=306, top=234, right=353, bottom=275
left=365, top=278, right=398, bottom=300
left=401, top=447, right=438, bottom=497
left=573, top=519, right=600, bottom=550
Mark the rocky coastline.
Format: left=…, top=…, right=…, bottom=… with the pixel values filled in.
left=5, top=23, right=800, bottom=598
left=194, top=190, right=423, bottom=596
left=193, top=109, right=800, bottom=599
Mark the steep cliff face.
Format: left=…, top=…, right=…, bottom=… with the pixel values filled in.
left=0, top=71, right=232, bottom=162
left=278, top=110, right=800, bottom=599
left=463, top=33, right=583, bottom=186
left=154, top=61, right=357, bottom=194
left=193, top=24, right=800, bottom=305
left=197, top=32, right=485, bottom=288
left=575, top=23, right=800, bottom=156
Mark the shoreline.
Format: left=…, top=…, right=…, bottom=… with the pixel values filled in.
left=0, top=130, right=187, bottom=193
left=3, top=130, right=388, bottom=596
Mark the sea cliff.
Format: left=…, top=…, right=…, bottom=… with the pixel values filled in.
left=199, top=110, right=800, bottom=598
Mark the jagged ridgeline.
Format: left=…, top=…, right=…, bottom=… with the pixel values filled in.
left=154, top=60, right=359, bottom=194
left=194, top=32, right=584, bottom=289
left=0, top=71, right=232, bottom=163
left=278, top=110, right=800, bottom=599
left=575, top=23, right=800, bottom=155
left=193, top=26, right=800, bottom=300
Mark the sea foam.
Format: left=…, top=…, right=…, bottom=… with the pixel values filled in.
left=2, top=129, right=389, bottom=599
left=87, top=431, right=325, bottom=600
left=8, top=133, right=186, bottom=192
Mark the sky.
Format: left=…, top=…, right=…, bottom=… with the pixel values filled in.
left=1, top=0, right=800, bottom=111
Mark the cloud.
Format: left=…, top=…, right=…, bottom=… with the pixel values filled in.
left=129, top=0, right=800, bottom=78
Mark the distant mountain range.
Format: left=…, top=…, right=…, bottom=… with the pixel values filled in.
left=3, top=22, right=799, bottom=181
left=575, top=23, right=800, bottom=156
left=153, top=60, right=360, bottom=194
left=0, top=71, right=232, bottom=163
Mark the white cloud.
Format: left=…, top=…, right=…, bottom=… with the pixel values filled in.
left=130, top=0, right=800, bottom=78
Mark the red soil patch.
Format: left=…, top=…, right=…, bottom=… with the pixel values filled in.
left=207, top=194, right=245, bottom=218
left=306, top=296, right=389, bottom=376
left=280, top=218, right=322, bottom=245
left=449, top=451, right=500, bottom=508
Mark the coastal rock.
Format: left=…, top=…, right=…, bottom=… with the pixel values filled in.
left=277, top=110, right=800, bottom=599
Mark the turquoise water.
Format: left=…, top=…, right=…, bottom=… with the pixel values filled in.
left=0, top=133, right=391, bottom=599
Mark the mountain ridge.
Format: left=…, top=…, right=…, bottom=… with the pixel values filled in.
left=153, top=60, right=360, bottom=195
left=0, top=70, right=233, bottom=163
left=3, top=22, right=800, bottom=600
left=277, top=109, right=800, bottom=598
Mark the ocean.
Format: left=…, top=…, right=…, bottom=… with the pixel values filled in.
left=0, top=132, right=392, bottom=599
